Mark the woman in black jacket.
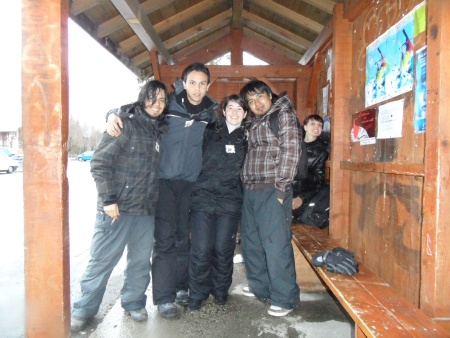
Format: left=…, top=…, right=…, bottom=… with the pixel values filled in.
left=292, top=114, right=329, bottom=221
left=187, top=94, right=248, bottom=310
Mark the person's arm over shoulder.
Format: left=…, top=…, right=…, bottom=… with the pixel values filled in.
left=275, top=101, right=300, bottom=200
left=105, top=108, right=124, bottom=137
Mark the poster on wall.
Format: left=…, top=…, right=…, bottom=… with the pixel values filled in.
left=322, top=85, right=329, bottom=116
left=365, top=7, right=415, bottom=107
left=351, top=108, right=376, bottom=145
left=377, top=99, right=404, bottom=139
left=414, top=46, right=427, bottom=133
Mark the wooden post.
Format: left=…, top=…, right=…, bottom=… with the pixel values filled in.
left=150, top=51, right=161, bottom=80
left=22, top=1, right=70, bottom=337
left=421, top=0, right=450, bottom=330
left=231, top=29, right=243, bottom=65
left=329, top=3, right=352, bottom=244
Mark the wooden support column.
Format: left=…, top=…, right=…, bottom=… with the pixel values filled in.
left=421, top=0, right=450, bottom=330
left=22, top=1, right=70, bottom=337
left=150, top=51, right=161, bottom=80
left=329, top=3, right=352, bottom=244
left=231, top=29, right=243, bottom=65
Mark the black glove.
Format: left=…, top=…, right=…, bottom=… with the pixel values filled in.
left=312, top=247, right=358, bottom=276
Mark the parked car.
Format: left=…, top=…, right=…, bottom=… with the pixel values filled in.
left=0, top=153, right=19, bottom=173
left=77, top=150, right=94, bottom=161
left=0, top=147, right=23, bottom=167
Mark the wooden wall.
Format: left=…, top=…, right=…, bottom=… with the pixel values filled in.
left=306, top=0, right=450, bottom=328
left=158, top=65, right=311, bottom=118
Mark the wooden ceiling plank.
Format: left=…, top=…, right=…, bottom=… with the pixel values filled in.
left=242, top=10, right=311, bottom=50
left=174, top=36, right=232, bottom=65
left=118, top=35, right=140, bottom=53
left=97, top=0, right=176, bottom=38
left=165, top=9, right=232, bottom=49
left=110, top=0, right=173, bottom=64
left=302, top=0, right=336, bottom=15
left=253, top=0, right=324, bottom=34
left=172, top=26, right=230, bottom=61
left=232, top=0, right=244, bottom=29
left=243, top=27, right=303, bottom=61
left=71, top=0, right=101, bottom=16
left=154, top=0, right=224, bottom=34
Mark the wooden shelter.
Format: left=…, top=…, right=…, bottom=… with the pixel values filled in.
left=21, top=0, right=450, bottom=336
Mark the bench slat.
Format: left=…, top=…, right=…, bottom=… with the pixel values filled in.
left=292, top=224, right=450, bottom=338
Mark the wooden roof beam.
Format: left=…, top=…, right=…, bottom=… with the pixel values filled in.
left=154, top=0, right=224, bottom=35
left=165, top=9, right=231, bottom=50
left=71, top=0, right=101, bottom=16
left=243, top=27, right=303, bottom=62
left=299, top=19, right=332, bottom=65
left=242, top=10, right=311, bottom=50
left=302, top=0, right=336, bottom=15
left=253, top=0, right=324, bottom=34
left=118, top=9, right=231, bottom=54
left=97, top=0, right=176, bottom=38
left=110, top=0, right=173, bottom=64
left=174, top=35, right=232, bottom=65
left=172, top=26, right=230, bottom=62
left=232, top=0, right=244, bottom=29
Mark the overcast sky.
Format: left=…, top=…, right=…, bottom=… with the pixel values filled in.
left=1, top=3, right=266, bottom=133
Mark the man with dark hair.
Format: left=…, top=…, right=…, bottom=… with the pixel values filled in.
left=106, top=63, right=218, bottom=318
left=71, top=80, right=168, bottom=332
left=239, top=79, right=300, bottom=317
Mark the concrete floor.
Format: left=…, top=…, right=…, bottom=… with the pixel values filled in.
left=71, top=246, right=353, bottom=338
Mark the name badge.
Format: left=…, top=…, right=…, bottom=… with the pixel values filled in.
left=226, top=145, right=235, bottom=153
left=185, top=120, right=194, bottom=127
left=155, top=142, right=160, bottom=152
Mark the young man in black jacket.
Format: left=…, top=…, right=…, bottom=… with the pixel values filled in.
left=107, top=63, right=218, bottom=318
left=71, top=80, right=168, bottom=332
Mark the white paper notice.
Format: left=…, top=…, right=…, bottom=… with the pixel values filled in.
left=377, top=99, right=404, bottom=139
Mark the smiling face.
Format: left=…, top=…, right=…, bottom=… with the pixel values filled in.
left=144, top=89, right=166, bottom=118
left=304, top=118, right=323, bottom=141
left=245, top=90, right=272, bottom=116
left=183, top=70, right=210, bottom=105
left=223, top=100, right=247, bottom=126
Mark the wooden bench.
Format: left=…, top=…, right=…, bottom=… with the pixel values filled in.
left=292, top=223, right=450, bottom=338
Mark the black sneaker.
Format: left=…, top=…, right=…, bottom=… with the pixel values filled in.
left=187, top=298, right=202, bottom=311
left=214, top=295, right=227, bottom=305
left=175, top=290, right=189, bottom=306
left=157, top=303, right=178, bottom=318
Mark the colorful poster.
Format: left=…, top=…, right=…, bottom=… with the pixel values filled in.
left=414, top=46, right=427, bottom=133
left=366, top=7, right=416, bottom=107
left=351, top=108, right=376, bottom=145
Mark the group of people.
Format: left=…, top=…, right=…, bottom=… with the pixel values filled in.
left=71, top=62, right=328, bottom=332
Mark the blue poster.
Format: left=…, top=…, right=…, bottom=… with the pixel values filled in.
left=366, top=9, right=415, bottom=107
left=414, top=46, right=427, bottom=133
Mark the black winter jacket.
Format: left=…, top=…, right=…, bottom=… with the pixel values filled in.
left=159, top=79, right=218, bottom=182
left=293, top=137, right=328, bottom=205
left=91, top=103, right=163, bottom=215
left=190, top=118, right=247, bottom=217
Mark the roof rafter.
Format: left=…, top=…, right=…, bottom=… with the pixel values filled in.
left=97, top=0, right=176, bottom=38
left=110, top=0, right=173, bottom=64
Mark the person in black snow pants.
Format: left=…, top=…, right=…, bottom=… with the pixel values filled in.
left=187, top=94, right=249, bottom=310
